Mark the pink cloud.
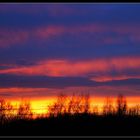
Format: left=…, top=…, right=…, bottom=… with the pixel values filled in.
left=1, top=23, right=140, bottom=48
left=0, top=56, right=140, bottom=82
left=101, top=36, right=124, bottom=45
left=35, top=25, right=65, bottom=39
left=0, top=28, right=29, bottom=48
left=34, top=24, right=140, bottom=45
left=90, top=75, right=140, bottom=82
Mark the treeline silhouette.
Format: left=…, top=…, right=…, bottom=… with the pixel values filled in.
left=0, top=94, right=140, bottom=136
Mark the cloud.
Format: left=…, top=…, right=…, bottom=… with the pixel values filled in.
left=0, top=74, right=139, bottom=90
left=0, top=85, right=140, bottom=99
left=0, top=57, right=139, bottom=80
left=1, top=23, right=140, bottom=48
left=0, top=28, right=29, bottom=48
left=0, top=87, right=51, bottom=98
left=0, top=74, right=96, bottom=88
left=0, top=93, right=12, bottom=97
left=35, top=24, right=140, bottom=44
left=0, top=72, right=139, bottom=98
left=35, top=25, right=65, bottom=39
left=34, top=24, right=107, bottom=39
left=90, top=75, right=140, bottom=82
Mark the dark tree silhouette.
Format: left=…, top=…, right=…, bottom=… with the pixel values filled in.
left=69, top=94, right=84, bottom=114
left=116, top=94, right=127, bottom=116
left=83, top=93, right=90, bottom=114
left=103, top=97, right=115, bottom=115
left=17, top=101, right=33, bottom=120
left=48, top=93, right=91, bottom=116
left=48, top=94, right=67, bottom=117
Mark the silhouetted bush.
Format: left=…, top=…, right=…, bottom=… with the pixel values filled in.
left=128, top=105, right=140, bottom=116
left=92, top=106, right=99, bottom=115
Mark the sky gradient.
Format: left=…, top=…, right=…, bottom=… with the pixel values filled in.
left=0, top=3, right=140, bottom=103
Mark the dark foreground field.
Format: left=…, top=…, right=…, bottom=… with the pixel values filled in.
left=1, top=114, right=140, bottom=136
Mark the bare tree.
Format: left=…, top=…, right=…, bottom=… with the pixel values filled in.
left=71, top=95, right=83, bottom=114
left=116, top=94, right=127, bottom=116
left=17, top=101, right=33, bottom=120
left=48, top=93, right=91, bottom=116
left=0, top=99, right=14, bottom=124
left=103, top=97, right=115, bottom=115
left=48, top=94, right=67, bottom=117
left=67, top=94, right=86, bottom=114
left=67, top=93, right=91, bottom=114
left=67, top=94, right=75, bottom=114
left=83, top=93, right=90, bottom=114
left=5, top=102, right=14, bottom=120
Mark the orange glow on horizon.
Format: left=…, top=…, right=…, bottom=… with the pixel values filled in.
left=4, top=96, right=140, bottom=117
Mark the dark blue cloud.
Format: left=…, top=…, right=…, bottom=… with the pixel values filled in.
left=0, top=74, right=139, bottom=89
left=0, top=74, right=96, bottom=88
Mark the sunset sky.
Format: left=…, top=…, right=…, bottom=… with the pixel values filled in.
left=0, top=3, right=140, bottom=111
